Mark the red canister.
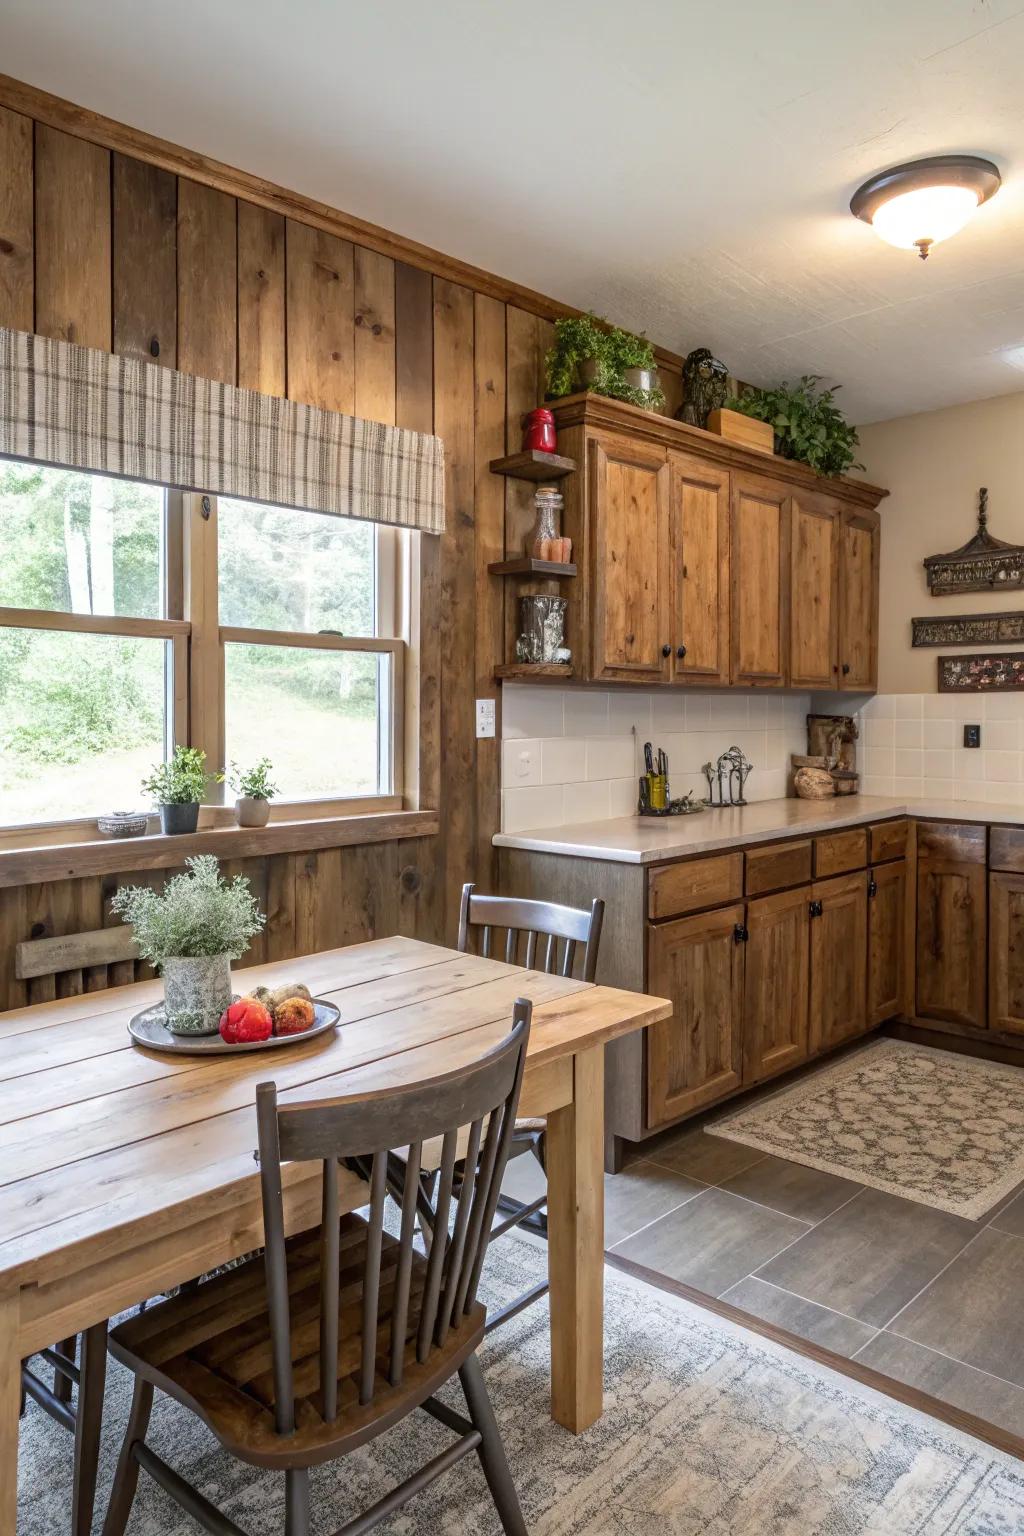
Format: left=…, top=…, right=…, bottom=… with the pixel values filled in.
left=521, top=408, right=557, bottom=454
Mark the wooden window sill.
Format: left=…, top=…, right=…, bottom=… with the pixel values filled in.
left=0, top=809, right=439, bottom=889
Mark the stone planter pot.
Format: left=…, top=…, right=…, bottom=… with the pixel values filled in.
left=235, top=796, right=271, bottom=828
left=624, top=365, right=659, bottom=395
left=159, top=802, right=200, bottom=835
left=162, top=953, right=232, bottom=1035
left=575, top=356, right=604, bottom=389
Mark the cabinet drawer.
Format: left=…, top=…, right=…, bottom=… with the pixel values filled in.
left=814, top=827, right=867, bottom=877
left=991, top=826, right=1024, bottom=873
left=648, top=852, right=743, bottom=921
left=869, top=818, right=908, bottom=864
left=745, top=839, right=812, bottom=896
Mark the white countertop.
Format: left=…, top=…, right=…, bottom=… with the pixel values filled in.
left=492, top=795, right=1024, bottom=865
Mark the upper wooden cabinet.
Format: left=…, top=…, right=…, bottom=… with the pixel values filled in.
left=730, top=472, right=789, bottom=687
left=838, top=508, right=880, bottom=690
left=669, top=451, right=730, bottom=686
left=550, top=394, right=887, bottom=691
left=589, top=435, right=670, bottom=683
left=789, top=491, right=840, bottom=690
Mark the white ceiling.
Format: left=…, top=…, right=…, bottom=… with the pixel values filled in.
left=5, top=0, right=1024, bottom=422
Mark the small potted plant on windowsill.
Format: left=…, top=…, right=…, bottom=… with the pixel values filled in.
left=112, top=855, right=266, bottom=1035
left=223, top=758, right=279, bottom=828
left=141, top=746, right=210, bottom=835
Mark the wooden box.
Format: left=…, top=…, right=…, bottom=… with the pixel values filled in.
left=706, top=407, right=774, bottom=456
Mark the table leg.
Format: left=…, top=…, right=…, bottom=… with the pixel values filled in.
left=545, top=1043, right=604, bottom=1432
left=0, top=1288, right=19, bottom=1536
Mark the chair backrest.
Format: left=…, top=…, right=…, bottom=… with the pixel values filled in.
left=255, top=1002, right=531, bottom=1433
left=458, top=884, right=604, bottom=982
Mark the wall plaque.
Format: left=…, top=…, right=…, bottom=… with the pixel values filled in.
left=924, top=488, right=1024, bottom=595
left=913, top=612, right=1024, bottom=647
left=938, top=652, right=1024, bottom=692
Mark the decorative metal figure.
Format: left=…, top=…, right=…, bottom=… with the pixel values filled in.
left=702, top=761, right=716, bottom=805
left=713, top=746, right=753, bottom=806
left=677, top=348, right=729, bottom=429
left=924, top=488, right=1024, bottom=595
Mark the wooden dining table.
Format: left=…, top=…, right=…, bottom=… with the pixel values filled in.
left=0, top=934, right=670, bottom=1532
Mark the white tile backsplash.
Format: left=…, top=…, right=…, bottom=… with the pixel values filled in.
left=500, top=685, right=811, bottom=830
left=852, top=693, right=1024, bottom=808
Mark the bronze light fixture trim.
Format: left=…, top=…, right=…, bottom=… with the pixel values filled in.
left=851, top=155, right=1001, bottom=260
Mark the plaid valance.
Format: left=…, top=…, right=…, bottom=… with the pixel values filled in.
left=0, top=327, right=445, bottom=534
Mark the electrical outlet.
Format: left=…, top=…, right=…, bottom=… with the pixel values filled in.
left=513, top=745, right=536, bottom=780
left=964, top=724, right=981, bottom=748
left=475, top=698, right=496, bottom=739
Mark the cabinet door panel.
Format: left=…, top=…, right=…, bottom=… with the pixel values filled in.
left=809, top=871, right=868, bottom=1054
left=647, top=904, right=744, bottom=1127
left=744, top=887, right=810, bottom=1084
left=591, top=436, right=670, bottom=682
left=868, top=860, right=906, bottom=1026
left=839, top=509, right=879, bottom=690
left=669, top=451, right=729, bottom=685
left=789, top=492, right=839, bottom=689
left=989, top=872, right=1024, bottom=1034
left=731, top=473, right=788, bottom=686
left=916, top=822, right=987, bottom=1029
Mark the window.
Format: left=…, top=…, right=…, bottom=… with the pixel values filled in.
left=0, top=459, right=407, bottom=832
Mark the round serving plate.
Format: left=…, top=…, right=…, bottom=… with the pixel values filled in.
left=128, top=999, right=341, bottom=1055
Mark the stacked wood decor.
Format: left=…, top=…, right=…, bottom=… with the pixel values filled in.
left=0, top=74, right=687, bottom=1012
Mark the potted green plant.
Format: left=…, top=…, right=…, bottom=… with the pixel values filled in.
left=141, top=746, right=210, bottom=835
left=605, top=327, right=665, bottom=410
left=112, top=855, right=265, bottom=1035
left=223, top=757, right=279, bottom=828
left=545, top=314, right=612, bottom=397
left=726, top=375, right=863, bottom=478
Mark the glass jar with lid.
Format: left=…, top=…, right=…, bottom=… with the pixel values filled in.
left=527, top=486, right=564, bottom=560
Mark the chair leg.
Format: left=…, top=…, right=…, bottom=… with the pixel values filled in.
left=54, top=1336, right=77, bottom=1405
left=72, top=1322, right=107, bottom=1536
left=101, top=1377, right=153, bottom=1536
left=459, top=1354, right=527, bottom=1536
left=285, top=1469, right=310, bottom=1536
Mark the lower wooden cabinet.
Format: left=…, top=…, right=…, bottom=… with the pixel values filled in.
left=809, top=871, right=868, bottom=1054
left=990, top=871, right=1024, bottom=1033
left=868, top=860, right=907, bottom=1025
left=916, top=822, right=987, bottom=1029
left=647, top=903, right=745, bottom=1126
left=743, top=886, right=810, bottom=1084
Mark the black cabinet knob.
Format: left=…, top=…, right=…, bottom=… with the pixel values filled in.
left=868, top=877, right=878, bottom=898
left=842, top=662, right=851, bottom=675
left=677, top=645, right=687, bottom=659
left=809, top=899, right=824, bottom=918
left=662, top=643, right=672, bottom=658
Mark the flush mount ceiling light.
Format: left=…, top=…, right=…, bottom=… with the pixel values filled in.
left=850, top=154, right=1001, bottom=259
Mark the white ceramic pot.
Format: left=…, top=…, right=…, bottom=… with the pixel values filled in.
left=235, top=796, right=271, bottom=828
left=162, top=953, right=232, bottom=1035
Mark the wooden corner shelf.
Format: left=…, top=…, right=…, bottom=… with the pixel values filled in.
left=494, top=663, right=574, bottom=681
left=488, top=557, right=577, bottom=578
left=489, top=450, right=576, bottom=482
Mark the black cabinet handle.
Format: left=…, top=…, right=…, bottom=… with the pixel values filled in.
left=809, top=899, right=823, bottom=918
left=677, top=644, right=687, bottom=659
left=733, top=923, right=749, bottom=944
left=842, top=662, right=851, bottom=676
left=662, top=643, right=672, bottom=658
left=868, top=877, right=878, bottom=898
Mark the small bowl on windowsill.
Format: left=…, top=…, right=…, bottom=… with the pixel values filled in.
left=97, top=811, right=150, bottom=839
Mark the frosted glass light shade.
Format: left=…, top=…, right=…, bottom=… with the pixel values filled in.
left=870, top=184, right=980, bottom=251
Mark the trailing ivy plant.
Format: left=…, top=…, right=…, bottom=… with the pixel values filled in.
left=545, top=315, right=664, bottom=410
left=726, top=376, right=862, bottom=478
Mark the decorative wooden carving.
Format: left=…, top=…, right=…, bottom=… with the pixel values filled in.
left=924, top=489, right=1024, bottom=595
left=913, top=611, right=1024, bottom=647
left=938, top=652, right=1024, bottom=692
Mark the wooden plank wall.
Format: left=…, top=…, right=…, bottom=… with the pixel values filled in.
left=0, top=100, right=682, bottom=1012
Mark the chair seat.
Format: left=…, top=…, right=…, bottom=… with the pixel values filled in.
left=108, top=1214, right=485, bottom=1470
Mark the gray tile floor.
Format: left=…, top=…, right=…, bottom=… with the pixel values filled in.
left=503, top=1081, right=1024, bottom=1445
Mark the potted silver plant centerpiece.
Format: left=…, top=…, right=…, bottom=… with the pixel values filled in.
left=112, top=856, right=266, bottom=1034
left=222, top=757, right=279, bottom=828
left=141, top=746, right=211, bottom=835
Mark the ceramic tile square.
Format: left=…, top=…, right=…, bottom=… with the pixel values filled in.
left=587, top=735, right=635, bottom=780
left=894, top=720, right=922, bottom=749
left=983, top=720, right=1018, bottom=752
left=563, top=779, right=610, bottom=822
left=923, top=696, right=953, bottom=721
left=865, top=746, right=894, bottom=777
left=894, top=695, right=923, bottom=718
left=957, top=749, right=986, bottom=783
left=709, top=696, right=749, bottom=730
left=563, top=689, right=609, bottom=737
left=502, top=738, right=542, bottom=787
left=501, top=684, right=563, bottom=740
left=861, top=775, right=895, bottom=796
left=922, top=778, right=957, bottom=798
left=985, top=751, right=1020, bottom=783
left=608, top=693, right=651, bottom=736
left=922, top=720, right=954, bottom=750
left=982, top=693, right=1024, bottom=721
left=608, top=776, right=638, bottom=816
left=765, top=729, right=792, bottom=769
left=502, top=784, right=564, bottom=832
left=893, top=776, right=924, bottom=797
left=541, top=737, right=587, bottom=785
left=650, top=693, right=685, bottom=733
left=866, top=718, right=895, bottom=747
left=984, top=784, right=1024, bottom=807
left=750, top=768, right=788, bottom=801
left=762, top=696, right=785, bottom=725
left=923, top=749, right=954, bottom=780
left=746, top=696, right=769, bottom=725
left=684, top=694, right=712, bottom=729
left=894, top=748, right=923, bottom=777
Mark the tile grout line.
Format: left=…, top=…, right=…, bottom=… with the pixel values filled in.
left=745, top=1186, right=869, bottom=1290
left=881, top=1226, right=989, bottom=1335
left=874, top=1324, right=1024, bottom=1399
left=605, top=1186, right=709, bottom=1251
left=740, top=1273, right=884, bottom=1335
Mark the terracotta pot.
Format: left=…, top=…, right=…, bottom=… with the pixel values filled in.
left=162, top=953, right=232, bottom=1035
left=159, top=802, right=200, bottom=835
left=235, top=796, right=271, bottom=828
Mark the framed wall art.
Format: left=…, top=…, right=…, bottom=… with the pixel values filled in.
left=938, top=652, right=1024, bottom=692
left=913, top=612, right=1024, bottom=647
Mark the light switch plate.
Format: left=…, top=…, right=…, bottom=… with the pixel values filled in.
left=964, top=723, right=981, bottom=748
left=476, top=698, right=496, bottom=739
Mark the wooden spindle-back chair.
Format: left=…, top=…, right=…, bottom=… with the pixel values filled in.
left=102, top=1005, right=532, bottom=1536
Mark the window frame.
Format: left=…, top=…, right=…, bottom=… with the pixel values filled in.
left=0, top=469, right=414, bottom=840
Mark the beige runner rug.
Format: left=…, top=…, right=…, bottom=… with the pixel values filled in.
left=709, top=1038, right=1024, bottom=1219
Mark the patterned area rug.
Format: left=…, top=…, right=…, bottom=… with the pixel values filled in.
left=17, top=1234, right=1024, bottom=1535
left=710, top=1039, right=1024, bottom=1219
